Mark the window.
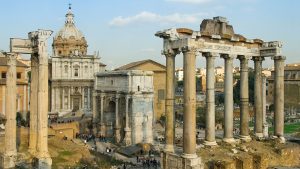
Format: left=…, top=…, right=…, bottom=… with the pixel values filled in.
left=17, top=73, right=21, bottom=79
left=111, top=80, right=114, bottom=85
left=138, top=86, right=140, bottom=91
left=158, top=89, right=165, bottom=101
left=64, top=65, right=68, bottom=74
left=58, top=50, right=62, bottom=55
left=74, top=68, right=79, bottom=77
left=1, top=72, right=6, bottom=79
left=85, top=65, right=88, bottom=73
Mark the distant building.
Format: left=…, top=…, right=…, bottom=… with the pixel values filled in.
left=49, top=7, right=106, bottom=115
left=94, top=70, right=154, bottom=144
left=175, top=68, right=184, bottom=81
left=0, top=57, right=29, bottom=118
left=267, top=63, right=300, bottom=111
left=115, top=59, right=166, bottom=120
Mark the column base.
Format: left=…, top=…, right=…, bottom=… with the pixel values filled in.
left=239, top=135, right=252, bottom=142
left=123, top=128, right=132, bottom=146
left=0, top=152, right=16, bottom=169
left=164, top=144, right=175, bottom=153
left=272, top=136, right=285, bottom=144
left=182, top=153, right=202, bottom=169
left=203, top=140, right=217, bottom=146
left=255, top=132, right=264, bottom=139
left=114, top=128, right=121, bottom=143
left=223, top=138, right=236, bottom=144
left=32, top=156, right=52, bottom=169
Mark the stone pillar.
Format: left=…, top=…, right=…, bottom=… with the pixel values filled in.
left=29, top=55, right=38, bottom=155
left=62, top=87, right=65, bottom=110
left=68, top=87, right=71, bottom=110
left=272, top=55, right=286, bottom=143
left=29, top=30, right=53, bottom=168
left=238, top=55, right=251, bottom=142
left=87, top=87, right=90, bottom=110
left=203, top=52, right=217, bottom=146
left=51, top=87, right=55, bottom=112
left=222, top=54, right=235, bottom=143
left=23, top=85, right=27, bottom=113
left=182, top=46, right=198, bottom=158
left=92, top=92, right=97, bottom=135
left=253, top=56, right=264, bottom=139
left=2, top=86, right=5, bottom=114
left=123, top=95, right=132, bottom=146
left=163, top=49, right=177, bottom=152
left=81, top=87, right=85, bottom=110
left=262, top=76, right=269, bottom=137
left=1, top=53, right=17, bottom=168
left=99, top=93, right=105, bottom=136
left=114, top=94, right=121, bottom=143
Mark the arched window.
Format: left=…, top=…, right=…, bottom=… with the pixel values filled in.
left=64, top=65, right=68, bottom=74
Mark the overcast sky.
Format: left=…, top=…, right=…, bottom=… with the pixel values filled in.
left=0, top=0, right=299, bottom=69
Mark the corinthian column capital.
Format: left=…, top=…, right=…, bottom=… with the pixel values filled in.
left=181, top=46, right=197, bottom=53
left=162, top=49, right=179, bottom=57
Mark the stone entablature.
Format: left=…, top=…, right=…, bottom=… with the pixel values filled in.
left=95, top=70, right=154, bottom=93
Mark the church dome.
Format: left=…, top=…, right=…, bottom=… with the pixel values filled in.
left=52, top=5, right=88, bottom=57
left=54, top=9, right=84, bottom=40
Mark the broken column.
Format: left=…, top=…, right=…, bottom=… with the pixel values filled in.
left=272, top=55, right=286, bottom=143
left=222, top=54, right=235, bottom=143
left=163, top=49, right=177, bottom=152
left=238, top=55, right=251, bottom=142
left=203, top=52, right=217, bottom=146
left=253, top=56, right=264, bottom=139
left=1, top=53, right=17, bottom=169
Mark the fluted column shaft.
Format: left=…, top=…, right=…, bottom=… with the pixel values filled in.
left=238, top=55, right=251, bottom=141
left=182, top=47, right=197, bottom=157
left=204, top=52, right=217, bottom=145
left=273, top=56, right=285, bottom=140
left=253, top=56, right=264, bottom=138
left=3, top=53, right=17, bottom=168
left=163, top=49, right=176, bottom=152
left=222, top=54, right=235, bottom=143
left=92, top=92, right=97, bottom=122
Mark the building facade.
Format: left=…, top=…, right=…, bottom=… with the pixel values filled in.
left=93, top=70, right=154, bottom=145
left=49, top=7, right=106, bottom=115
left=267, top=63, right=300, bottom=111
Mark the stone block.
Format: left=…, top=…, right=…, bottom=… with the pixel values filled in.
left=0, top=153, right=16, bottom=169
left=32, top=157, right=52, bottom=169
left=235, top=154, right=253, bottom=169
left=213, top=160, right=235, bottom=169
left=251, top=153, right=268, bottom=169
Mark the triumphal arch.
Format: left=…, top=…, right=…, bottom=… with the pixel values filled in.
left=156, top=16, right=285, bottom=169
left=0, top=29, right=52, bottom=169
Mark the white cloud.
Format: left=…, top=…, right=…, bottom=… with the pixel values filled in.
left=165, top=0, right=213, bottom=4
left=109, top=11, right=208, bottom=26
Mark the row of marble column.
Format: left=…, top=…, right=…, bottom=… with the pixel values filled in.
left=92, top=93, right=132, bottom=145
left=51, top=86, right=92, bottom=112
left=163, top=47, right=286, bottom=158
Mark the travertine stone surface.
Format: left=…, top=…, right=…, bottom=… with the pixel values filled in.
left=238, top=55, right=251, bottom=142
left=163, top=49, right=177, bottom=152
left=253, top=56, right=264, bottom=138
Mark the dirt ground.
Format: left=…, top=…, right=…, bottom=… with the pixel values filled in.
left=198, top=139, right=300, bottom=169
